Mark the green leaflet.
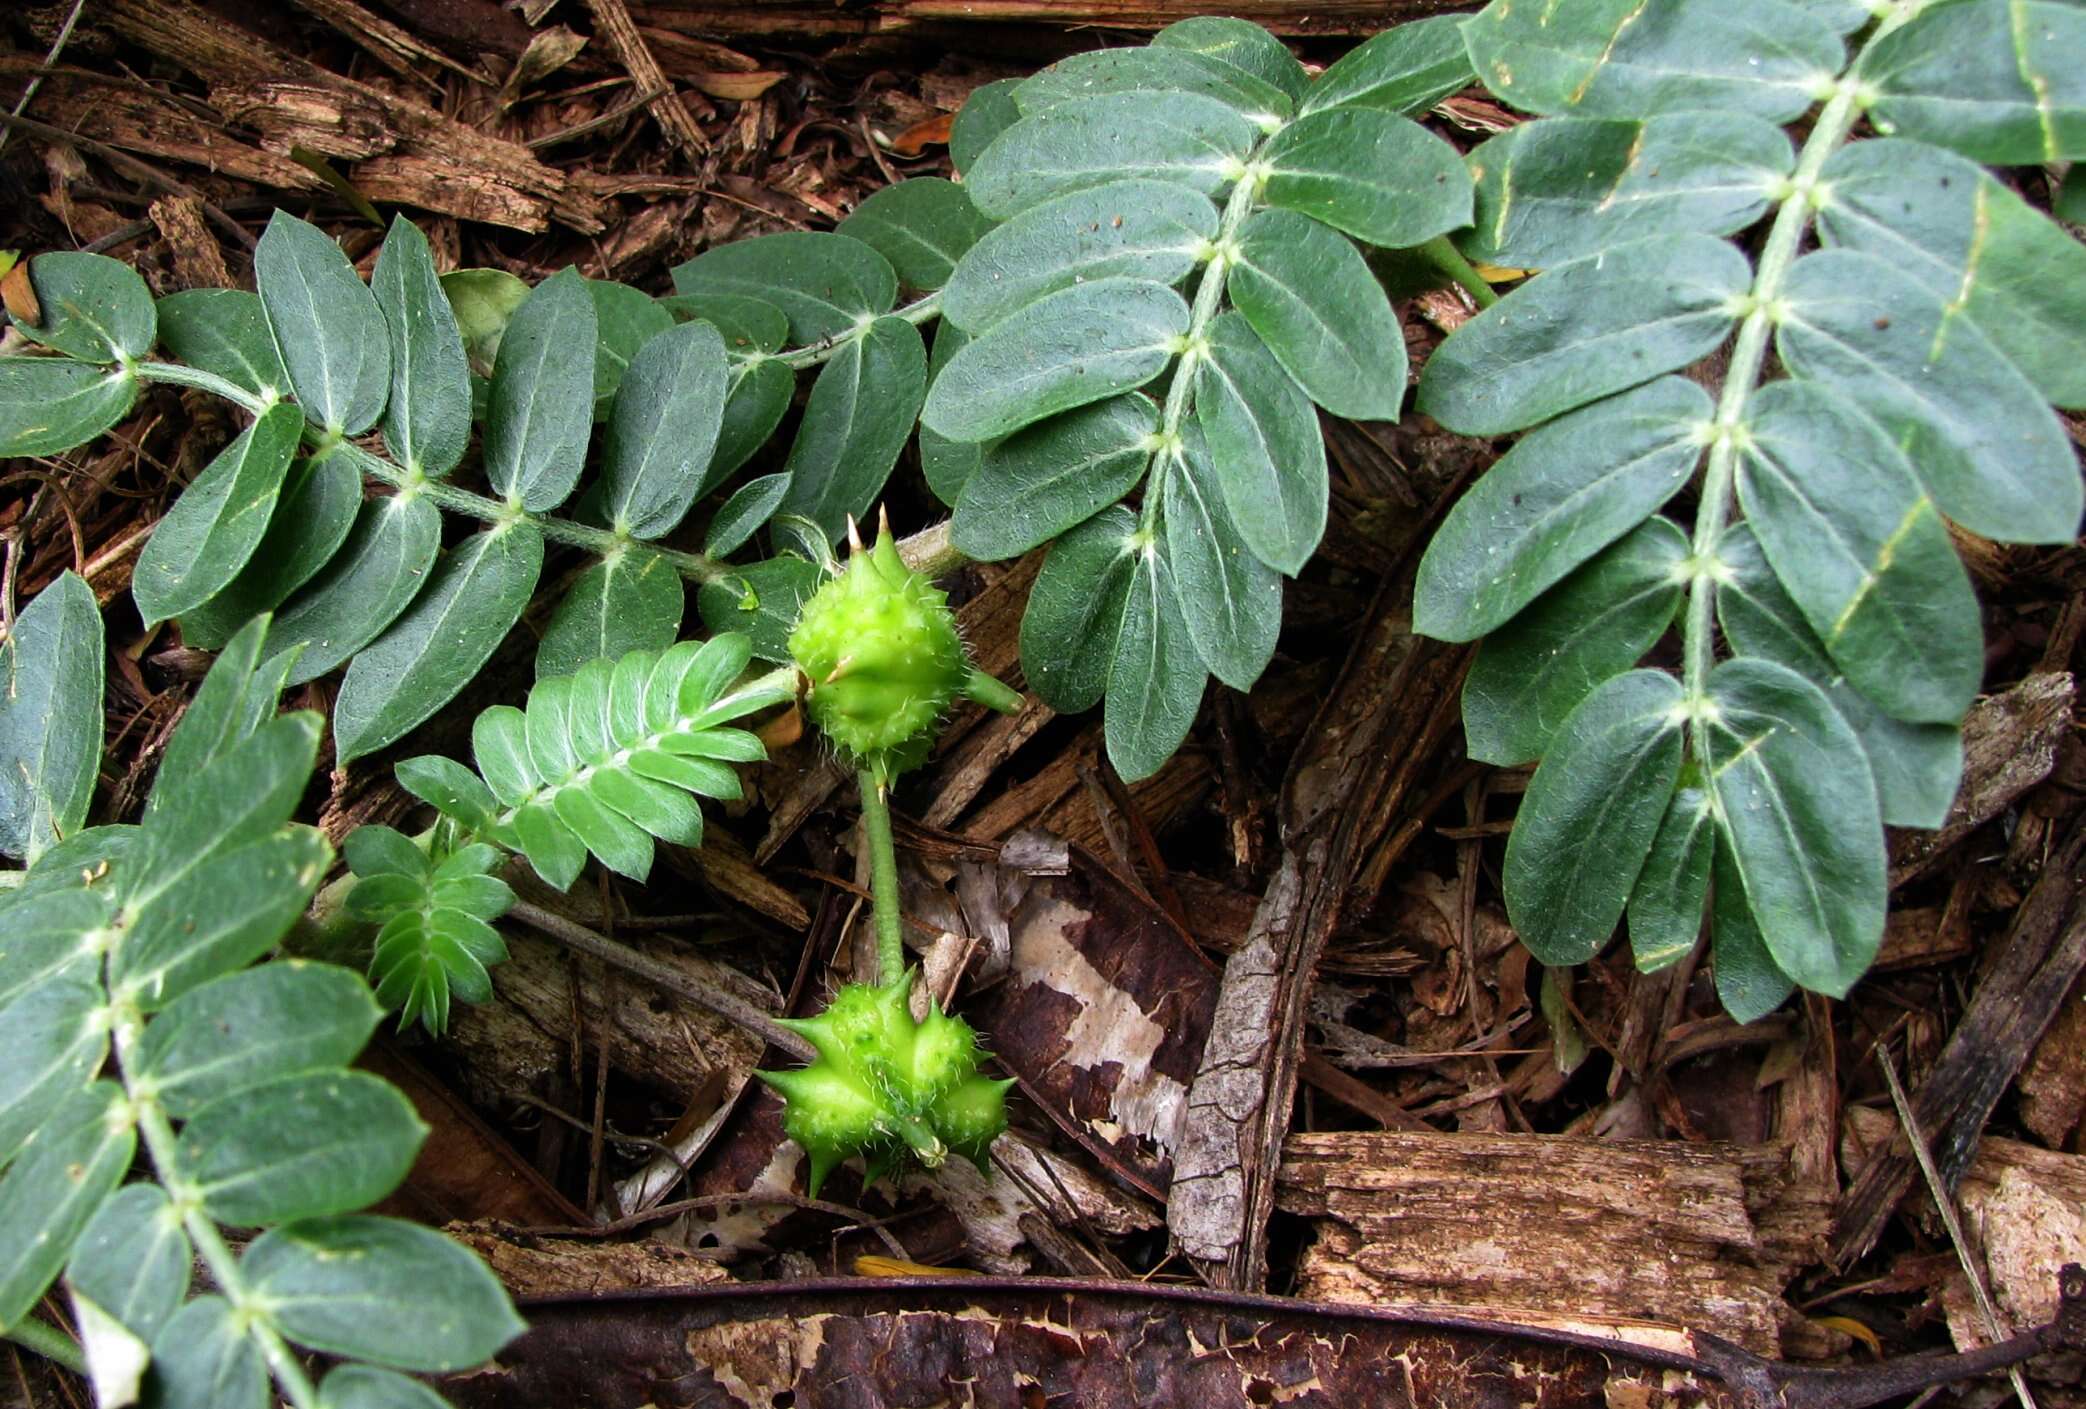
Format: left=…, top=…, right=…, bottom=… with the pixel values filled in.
left=1162, top=426, right=1282, bottom=691
left=0, top=1083, right=134, bottom=1334
left=836, top=177, right=996, bottom=292
left=696, top=556, right=820, bottom=664
left=1413, top=375, right=1710, bottom=641
left=254, top=211, right=389, bottom=436
left=244, top=1216, right=525, bottom=1372
left=1703, top=657, right=1885, bottom=997
left=661, top=291, right=787, bottom=357
left=349, top=830, right=513, bottom=1035
left=449, top=637, right=784, bottom=888
left=1015, top=45, right=1294, bottom=122
left=147, top=617, right=279, bottom=800
left=1259, top=107, right=1474, bottom=249
left=1227, top=208, right=1406, bottom=420
left=0, top=978, right=107, bottom=1165
left=953, top=394, right=1157, bottom=562
left=268, top=494, right=443, bottom=686
left=177, top=1071, right=425, bottom=1226
left=950, top=77, right=1024, bottom=177
left=601, top=319, right=728, bottom=539
left=1151, top=16, right=1308, bottom=102
left=438, top=268, right=529, bottom=376
left=1106, top=542, right=1206, bottom=783
left=1818, top=138, right=2086, bottom=409
left=0, top=888, right=107, bottom=1006
left=320, top=1365, right=453, bottom=1409
left=333, top=521, right=545, bottom=763
left=1462, top=515, right=1689, bottom=766
left=1462, top=0, right=1844, bottom=123
left=1502, top=669, right=1686, bottom=966
left=68, top=1184, right=191, bottom=1342
left=536, top=547, right=684, bottom=679
left=0, top=357, right=136, bottom=457
left=1020, top=505, right=1138, bottom=715
left=482, top=266, right=595, bottom=512
left=922, top=278, right=1189, bottom=442
left=1716, top=525, right=1963, bottom=831
left=21, top=252, right=155, bottom=364
left=174, top=455, right=361, bottom=651
left=0, top=571, right=104, bottom=863
left=128, top=706, right=316, bottom=895
left=1627, top=773, right=1714, bottom=972
left=964, top=90, right=1261, bottom=220
left=1737, top=379, right=1982, bottom=724
left=148, top=1295, right=266, bottom=1409
left=710, top=357, right=794, bottom=487
left=1193, top=310, right=1329, bottom=576
left=919, top=321, right=980, bottom=507
left=705, top=474, right=790, bottom=558
left=1462, top=112, right=1795, bottom=269
left=1864, top=0, right=2086, bottom=165
left=776, top=316, right=928, bottom=542
left=1416, top=232, right=1748, bottom=436
left=1776, top=248, right=2082, bottom=545
left=156, top=289, right=288, bottom=398
left=132, top=962, right=382, bottom=1117
left=1709, top=841, right=1796, bottom=1025
left=942, top=179, right=1219, bottom=335
left=133, top=402, right=304, bottom=626
left=1299, top=14, right=1474, bottom=117
left=371, top=216, right=471, bottom=480
left=587, top=278, right=675, bottom=417
left=670, top=232, right=897, bottom=344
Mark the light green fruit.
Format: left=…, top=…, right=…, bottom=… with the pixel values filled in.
left=787, top=516, right=1022, bottom=785
left=757, top=971, right=1009, bottom=1195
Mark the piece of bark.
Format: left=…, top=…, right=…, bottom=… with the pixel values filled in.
left=447, top=1222, right=730, bottom=1297
left=1845, top=1105, right=2086, bottom=1370
left=1832, top=811, right=2086, bottom=1266
left=2018, top=972, right=2086, bottom=1148
left=147, top=194, right=233, bottom=290
left=633, top=0, right=1462, bottom=39
left=1168, top=577, right=1470, bottom=1288
left=1891, top=673, right=2073, bottom=887
left=1277, top=1129, right=1830, bottom=1357
left=584, top=0, right=710, bottom=160
left=98, top=0, right=608, bottom=232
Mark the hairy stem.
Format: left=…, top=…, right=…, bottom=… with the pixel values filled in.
left=1681, top=67, right=1876, bottom=770
left=774, top=290, right=941, bottom=373
left=1413, top=234, right=1501, bottom=309
left=857, top=770, right=905, bottom=987
left=110, top=1020, right=321, bottom=1409
left=5, top=1318, right=84, bottom=1376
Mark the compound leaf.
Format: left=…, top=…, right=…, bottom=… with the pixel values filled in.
left=942, top=179, right=1217, bottom=336
left=255, top=211, right=389, bottom=436
left=482, top=267, right=595, bottom=513
left=1462, top=515, right=1688, bottom=765
left=1776, top=248, right=2081, bottom=544
left=0, top=571, right=103, bottom=863
left=1502, top=669, right=1685, bottom=966
left=924, top=278, right=1188, bottom=442
left=953, top=393, right=1157, bottom=562
left=1193, top=311, right=1328, bottom=575
left=1704, top=657, right=1885, bottom=997
left=1414, top=374, right=1709, bottom=641
left=1416, top=232, right=1749, bottom=436
left=133, top=402, right=304, bottom=626
left=1228, top=207, right=1406, bottom=420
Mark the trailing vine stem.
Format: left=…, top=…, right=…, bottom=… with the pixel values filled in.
left=856, top=769, right=906, bottom=986
left=130, top=288, right=950, bottom=594
left=1680, top=7, right=1918, bottom=768
left=1141, top=152, right=1268, bottom=537
left=108, top=1017, right=323, bottom=1409
left=3, top=1315, right=84, bottom=1376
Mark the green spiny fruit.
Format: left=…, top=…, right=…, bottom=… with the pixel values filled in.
left=788, top=512, right=1021, bottom=786
left=757, top=971, right=1011, bottom=1195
